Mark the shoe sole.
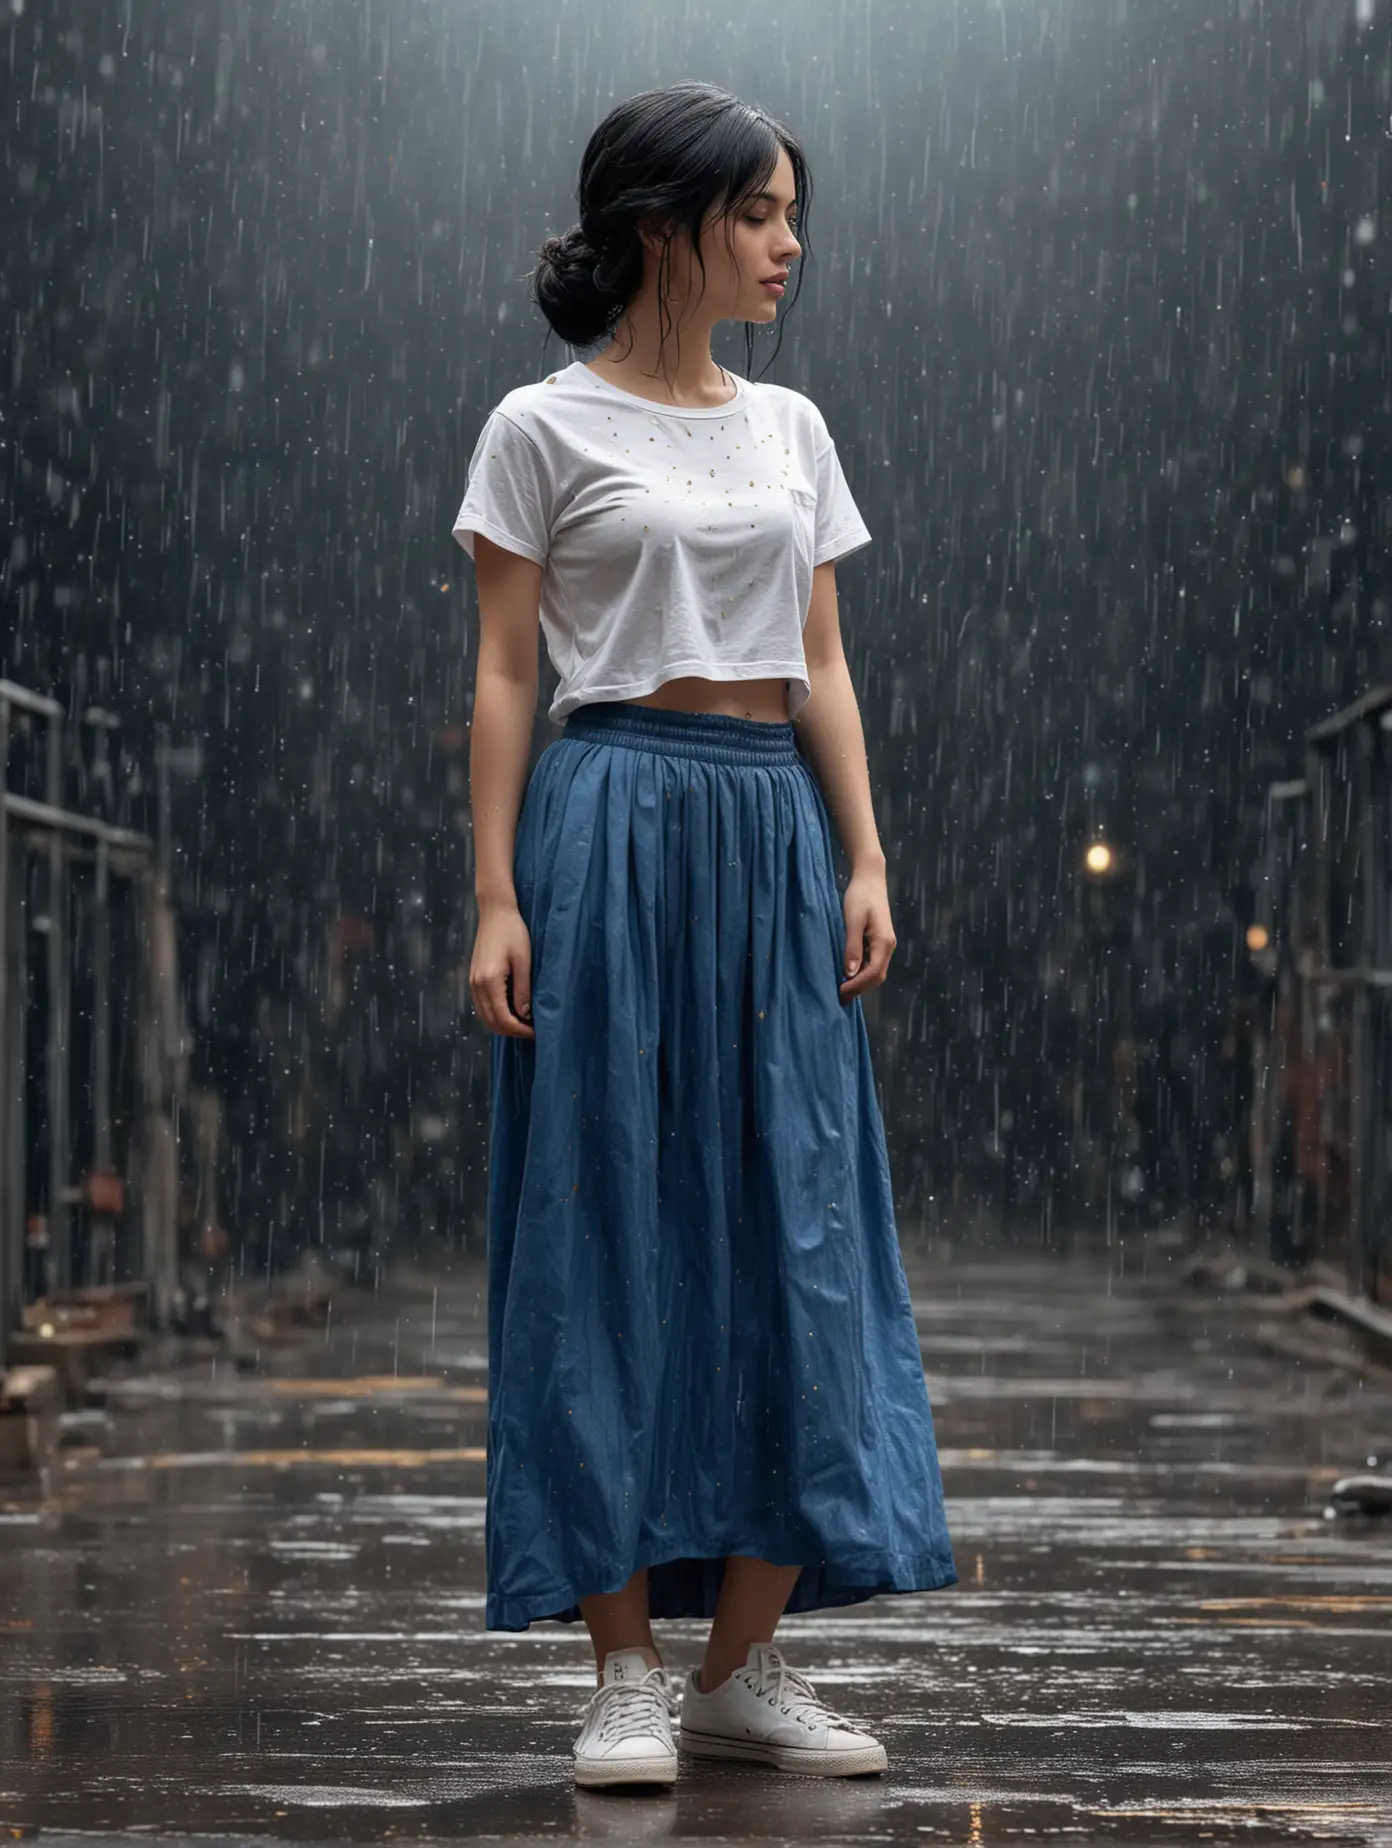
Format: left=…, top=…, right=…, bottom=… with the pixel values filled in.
left=574, top=1749, right=678, bottom=1788
left=679, top=1725, right=887, bottom=1777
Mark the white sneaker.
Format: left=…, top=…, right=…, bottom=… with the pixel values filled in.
left=573, top=1648, right=679, bottom=1788
left=653, top=1664, right=682, bottom=1722
left=678, top=1641, right=887, bottom=1777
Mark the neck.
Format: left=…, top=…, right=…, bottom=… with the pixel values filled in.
left=589, top=299, right=727, bottom=398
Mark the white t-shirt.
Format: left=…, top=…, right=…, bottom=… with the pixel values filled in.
left=451, top=359, right=872, bottom=724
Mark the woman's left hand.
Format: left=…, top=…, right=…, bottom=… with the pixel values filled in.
left=839, top=866, right=897, bottom=1000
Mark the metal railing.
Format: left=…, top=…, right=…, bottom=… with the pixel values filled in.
left=1250, top=686, right=1392, bottom=1303
left=0, top=680, right=177, bottom=1370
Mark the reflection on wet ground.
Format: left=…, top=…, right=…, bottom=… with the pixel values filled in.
left=2, top=1229, right=1390, bottom=1844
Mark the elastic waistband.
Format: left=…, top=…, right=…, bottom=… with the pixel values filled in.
left=563, top=702, right=799, bottom=767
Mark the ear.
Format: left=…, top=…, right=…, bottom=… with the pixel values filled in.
left=636, top=210, right=678, bottom=262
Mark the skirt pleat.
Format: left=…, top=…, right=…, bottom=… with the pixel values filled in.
left=484, top=702, right=957, bottom=1631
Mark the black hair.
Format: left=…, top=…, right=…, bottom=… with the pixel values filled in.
left=530, top=81, right=811, bottom=381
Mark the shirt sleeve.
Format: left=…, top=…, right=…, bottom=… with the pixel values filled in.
left=812, top=431, right=873, bottom=568
left=451, top=409, right=553, bottom=567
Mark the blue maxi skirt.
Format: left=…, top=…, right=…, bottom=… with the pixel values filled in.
left=484, top=701, right=957, bottom=1632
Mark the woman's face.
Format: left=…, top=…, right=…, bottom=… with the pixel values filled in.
left=645, top=146, right=802, bottom=328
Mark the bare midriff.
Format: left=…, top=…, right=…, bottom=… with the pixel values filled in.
left=618, top=676, right=791, bottom=724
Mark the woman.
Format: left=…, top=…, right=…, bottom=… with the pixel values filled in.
left=452, top=80, right=957, bottom=1790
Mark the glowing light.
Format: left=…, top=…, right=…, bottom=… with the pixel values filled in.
left=1246, top=925, right=1270, bottom=952
left=1084, top=842, right=1113, bottom=875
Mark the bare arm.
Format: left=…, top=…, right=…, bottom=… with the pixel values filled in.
left=793, top=560, right=886, bottom=875
left=466, top=533, right=541, bottom=1038
left=793, top=559, right=896, bottom=998
left=469, top=533, right=542, bottom=911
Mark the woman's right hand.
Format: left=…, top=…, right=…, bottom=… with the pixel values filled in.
left=469, top=900, right=536, bottom=1040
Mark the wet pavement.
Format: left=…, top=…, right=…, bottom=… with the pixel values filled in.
left=2, top=1226, right=1391, bottom=1846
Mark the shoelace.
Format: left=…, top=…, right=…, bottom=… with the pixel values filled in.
left=743, top=1657, right=857, bottom=1732
left=590, top=1672, right=672, bottom=1746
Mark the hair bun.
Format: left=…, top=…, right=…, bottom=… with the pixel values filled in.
left=532, top=221, right=631, bottom=346
left=544, top=224, right=595, bottom=263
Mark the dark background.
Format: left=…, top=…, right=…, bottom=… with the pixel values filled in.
left=2, top=0, right=1387, bottom=1275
